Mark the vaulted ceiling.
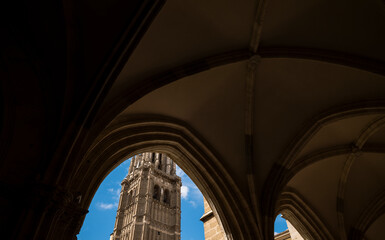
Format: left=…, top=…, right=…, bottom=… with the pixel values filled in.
left=2, top=0, right=385, bottom=239
left=92, top=1, right=385, bottom=238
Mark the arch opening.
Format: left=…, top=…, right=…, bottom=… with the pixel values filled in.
left=274, top=213, right=304, bottom=240
left=77, top=151, right=212, bottom=240
left=72, top=118, right=257, bottom=239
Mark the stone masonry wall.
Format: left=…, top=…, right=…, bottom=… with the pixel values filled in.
left=201, top=198, right=225, bottom=240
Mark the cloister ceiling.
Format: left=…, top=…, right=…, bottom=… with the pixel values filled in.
left=82, top=0, right=385, bottom=239
left=6, top=0, right=385, bottom=238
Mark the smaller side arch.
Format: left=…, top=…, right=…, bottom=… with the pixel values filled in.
left=70, top=116, right=260, bottom=240
left=261, top=103, right=385, bottom=239
left=276, top=189, right=335, bottom=240
left=349, top=189, right=385, bottom=240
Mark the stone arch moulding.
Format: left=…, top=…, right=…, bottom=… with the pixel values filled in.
left=70, top=115, right=261, bottom=240
left=278, top=111, right=385, bottom=240
left=288, top=114, right=385, bottom=177
left=276, top=189, right=335, bottom=240
left=261, top=102, right=385, bottom=238
left=282, top=102, right=385, bottom=171
left=349, top=188, right=385, bottom=240
left=267, top=103, right=385, bottom=183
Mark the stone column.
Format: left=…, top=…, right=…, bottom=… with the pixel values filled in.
left=15, top=184, right=88, bottom=240
left=142, top=169, right=152, bottom=240
left=128, top=156, right=136, bottom=174
left=166, top=157, right=171, bottom=174
left=113, top=182, right=129, bottom=239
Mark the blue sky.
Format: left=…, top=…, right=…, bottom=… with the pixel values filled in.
left=274, top=214, right=288, bottom=235
left=77, top=157, right=288, bottom=239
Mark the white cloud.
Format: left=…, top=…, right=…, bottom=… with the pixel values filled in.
left=181, top=186, right=189, bottom=199
left=191, top=187, right=203, bottom=200
left=107, top=188, right=121, bottom=200
left=274, top=232, right=279, bottom=235
left=175, top=164, right=205, bottom=208
left=176, top=166, right=185, bottom=177
left=188, top=200, right=197, bottom=208
left=97, top=202, right=118, bottom=210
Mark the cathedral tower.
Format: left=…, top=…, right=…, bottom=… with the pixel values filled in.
left=110, top=153, right=181, bottom=240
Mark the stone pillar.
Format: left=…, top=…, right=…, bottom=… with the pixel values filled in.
left=112, top=182, right=129, bottom=239
left=155, top=156, right=160, bottom=169
left=142, top=169, right=152, bottom=240
left=129, top=156, right=136, bottom=174
left=161, top=155, right=166, bottom=172
left=15, top=184, right=88, bottom=240
left=171, top=162, right=176, bottom=176
left=166, top=157, right=171, bottom=174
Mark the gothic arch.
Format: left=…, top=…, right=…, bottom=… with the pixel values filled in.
left=262, top=102, right=385, bottom=239
left=349, top=189, right=385, bottom=240
left=276, top=189, right=334, bottom=240
left=91, top=48, right=385, bottom=143
left=71, top=115, right=260, bottom=240
left=281, top=103, right=385, bottom=171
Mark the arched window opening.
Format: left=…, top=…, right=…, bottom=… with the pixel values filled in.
left=274, top=214, right=289, bottom=239
left=158, top=158, right=162, bottom=170
left=78, top=153, right=209, bottom=240
left=153, top=185, right=160, bottom=200
left=164, top=189, right=170, bottom=204
left=274, top=213, right=304, bottom=240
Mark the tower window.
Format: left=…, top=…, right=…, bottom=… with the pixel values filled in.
left=127, top=192, right=132, bottom=206
left=153, top=185, right=160, bottom=200
left=151, top=153, right=155, bottom=163
left=158, top=158, right=162, bottom=170
left=163, top=189, right=170, bottom=204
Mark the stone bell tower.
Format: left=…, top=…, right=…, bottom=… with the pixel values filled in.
left=110, top=152, right=181, bottom=240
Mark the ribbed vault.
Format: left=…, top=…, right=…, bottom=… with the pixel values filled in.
left=272, top=106, right=385, bottom=239
left=2, top=0, right=385, bottom=239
